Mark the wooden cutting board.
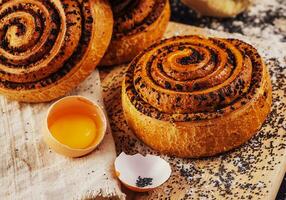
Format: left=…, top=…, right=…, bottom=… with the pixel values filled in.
left=101, top=22, right=286, bottom=200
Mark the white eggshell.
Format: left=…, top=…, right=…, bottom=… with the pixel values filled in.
left=114, top=152, right=172, bottom=191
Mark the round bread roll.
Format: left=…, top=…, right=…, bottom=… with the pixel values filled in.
left=0, top=0, right=113, bottom=102
left=181, top=0, right=252, bottom=17
left=122, top=35, right=272, bottom=158
left=100, top=0, right=170, bottom=66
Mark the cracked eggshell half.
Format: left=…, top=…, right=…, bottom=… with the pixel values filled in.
left=114, top=152, right=172, bottom=192
left=43, top=95, right=107, bottom=157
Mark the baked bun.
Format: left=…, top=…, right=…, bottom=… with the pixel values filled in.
left=181, top=0, right=252, bottom=17
left=0, top=0, right=113, bottom=102
left=122, top=35, right=272, bottom=158
left=100, top=0, right=170, bottom=66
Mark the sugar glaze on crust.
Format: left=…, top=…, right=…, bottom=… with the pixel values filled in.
left=122, top=35, right=272, bottom=157
left=101, top=0, right=170, bottom=66
left=0, top=0, right=113, bottom=102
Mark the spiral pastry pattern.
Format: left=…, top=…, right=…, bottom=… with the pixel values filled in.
left=0, top=0, right=113, bottom=102
left=101, top=0, right=170, bottom=66
left=122, top=35, right=272, bottom=157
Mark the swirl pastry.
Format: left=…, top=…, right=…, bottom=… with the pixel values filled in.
left=122, top=35, right=272, bottom=158
left=100, top=0, right=170, bottom=66
left=0, top=0, right=113, bottom=102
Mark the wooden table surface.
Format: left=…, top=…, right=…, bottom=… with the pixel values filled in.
left=100, top=22, right=286, bottom=200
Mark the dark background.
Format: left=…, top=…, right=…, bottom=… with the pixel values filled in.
left=170, top=0, right=286, bottom=199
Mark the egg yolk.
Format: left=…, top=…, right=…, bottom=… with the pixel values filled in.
left=49, top=114, right=97, bottom=149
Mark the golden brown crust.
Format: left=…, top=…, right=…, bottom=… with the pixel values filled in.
left=122, top=35, right=272, bottom=158
left=100, top=0, right=170, bottom=66
left=0, top=0, right=113, bottom=102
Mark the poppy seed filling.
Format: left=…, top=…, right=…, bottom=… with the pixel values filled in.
left=124, top=36, right=264, bottom=122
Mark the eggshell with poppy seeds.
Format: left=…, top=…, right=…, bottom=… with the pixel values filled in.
left=114, top=152, right=172, bottom=192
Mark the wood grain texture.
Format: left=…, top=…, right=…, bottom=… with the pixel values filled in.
left=0, top=70, right=125, bottom=200
left=102, top=22, right=286, bottom=200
